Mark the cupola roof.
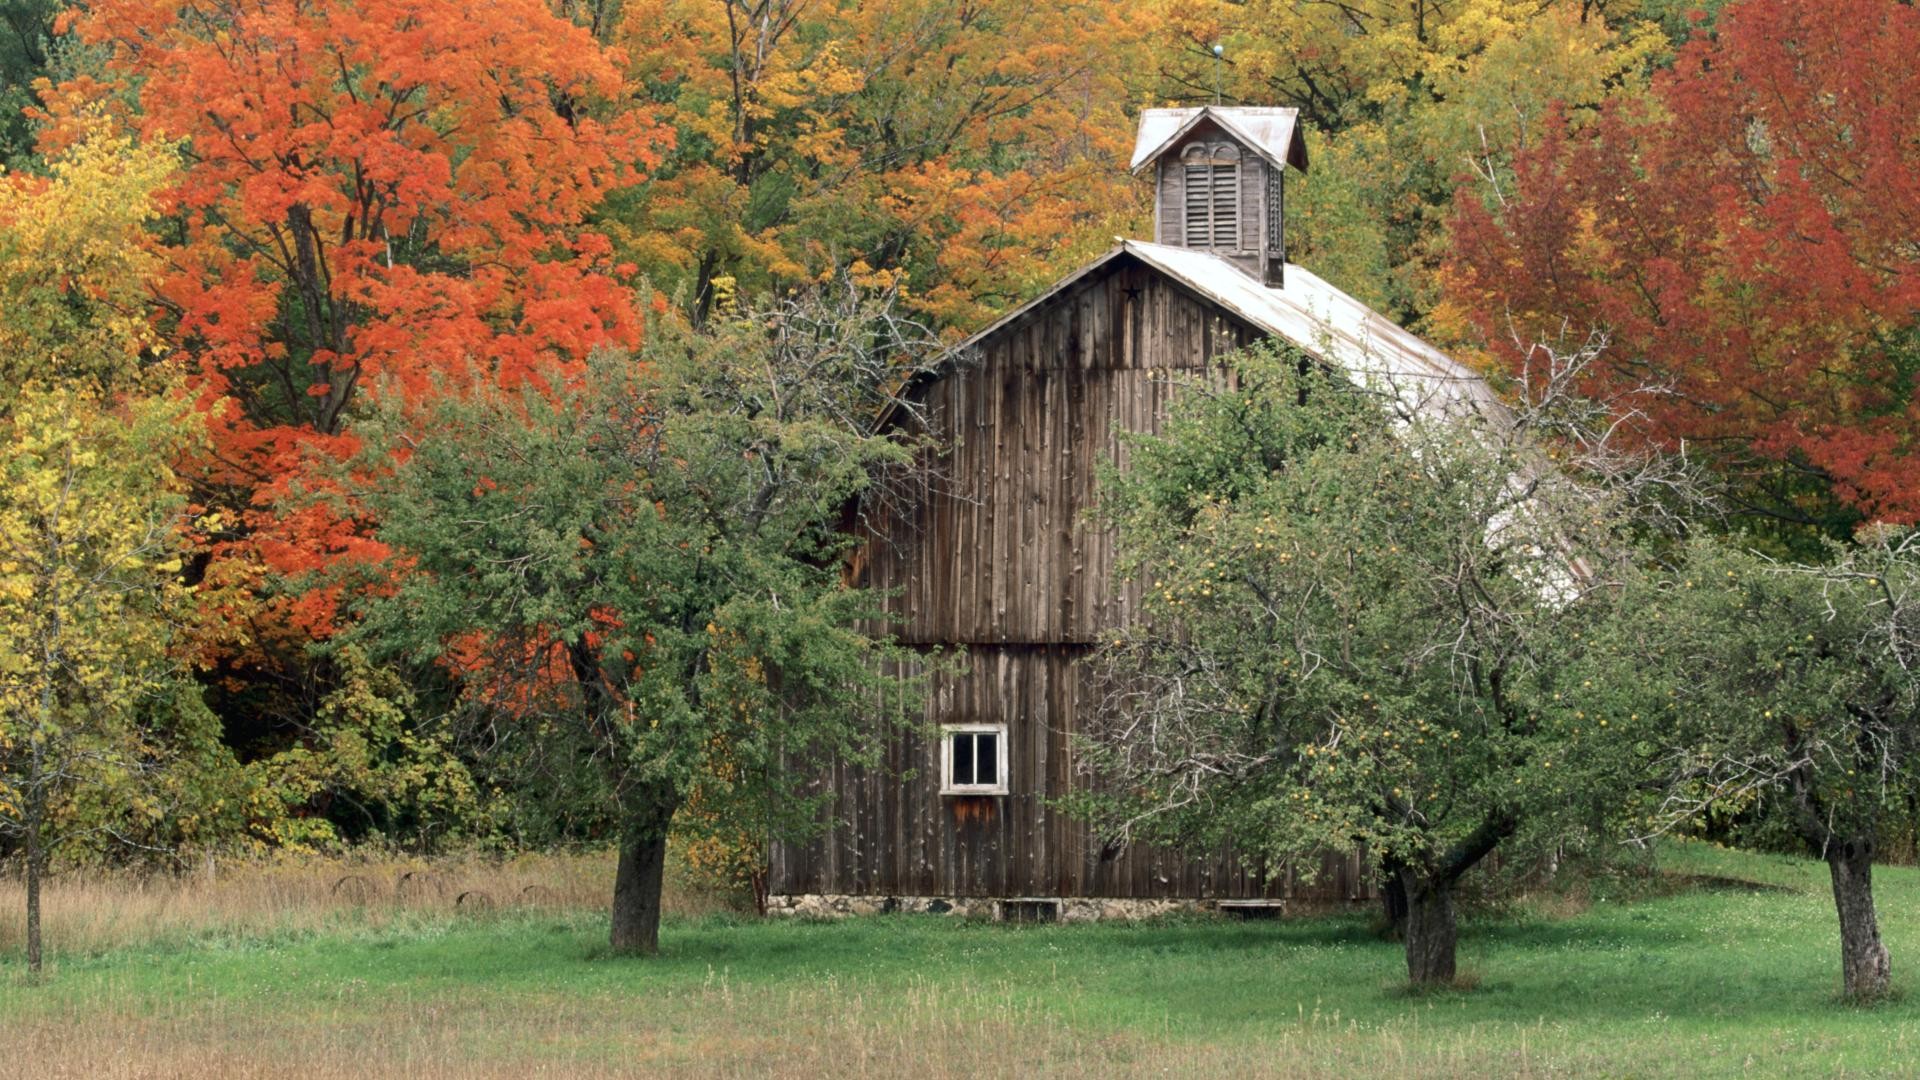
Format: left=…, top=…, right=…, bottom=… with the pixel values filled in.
left=1128, top=106, right=1310, bottom=176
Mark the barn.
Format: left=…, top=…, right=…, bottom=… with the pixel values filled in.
left=768, top=107, right=1493, bottom=921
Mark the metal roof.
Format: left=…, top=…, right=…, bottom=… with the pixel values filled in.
left=942, top=240, right=1499, bottom=418
left=1129, top=107, right=1311, bottom=176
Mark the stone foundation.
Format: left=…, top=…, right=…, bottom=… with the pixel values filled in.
left=765, top=893, right=1243, bottom=922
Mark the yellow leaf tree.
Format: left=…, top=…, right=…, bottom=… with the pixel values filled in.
left=0, top=123, right=207, bottom=975
left=1162, top=0, right=1668, bottom=323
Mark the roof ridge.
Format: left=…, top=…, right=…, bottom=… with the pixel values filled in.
left=1128, top=105, right=1309, bottom=174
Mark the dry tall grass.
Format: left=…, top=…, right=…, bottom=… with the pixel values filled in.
left=0, top=848, right=728, bottom=956
left=0, top=971, right=1598, bottom=1080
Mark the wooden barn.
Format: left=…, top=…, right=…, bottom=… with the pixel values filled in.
left=768, top=107, right=1493, bottom=920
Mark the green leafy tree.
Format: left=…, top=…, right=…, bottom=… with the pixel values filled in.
left=1575, top=530, right=1920, bottom=1001
left=0, top=0, right=57, bottom=165
left=1083, top=337, right=1671, bottom=985
left=244, top=646, right=489, bottom=852
left=337, top=285, right=934, bottom=954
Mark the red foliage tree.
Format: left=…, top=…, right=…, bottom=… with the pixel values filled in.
left=43, top=0, right=670, bottom=675
left=1444, top=0, right=1920, bottom=532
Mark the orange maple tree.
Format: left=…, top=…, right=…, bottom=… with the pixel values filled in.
left=42, top=0, right=671, bottom=669
left=1444, top=0, right=1920, bottom=531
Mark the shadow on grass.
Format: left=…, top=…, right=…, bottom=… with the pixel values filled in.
left=1663, top=872, right=1803, bottom=895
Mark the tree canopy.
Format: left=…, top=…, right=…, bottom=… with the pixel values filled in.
left=0, top=123, right=213, bottom=973
left=1446, top=0, right=1920, bottom=539
left=1080, top=338, right=1667, bottom=984
left=39, top=0, right=673, bottom=690
left=336, top=287, right=935, bottom=952
left=1570, top=529, right=1920, bottom=1000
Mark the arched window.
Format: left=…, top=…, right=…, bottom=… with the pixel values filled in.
left=1182, top=143, right=1239, bottom=250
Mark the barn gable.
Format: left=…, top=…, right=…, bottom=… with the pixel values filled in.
left=944, top=239, right=1490, bottom=407
left=856, top=248, right=1267, bottom=647
left=1129, top=106, right=1311, bottom=175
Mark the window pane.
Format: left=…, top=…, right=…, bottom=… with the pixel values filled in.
left=952, top=733, right=975, bottom=786
left=976, top=733, right=997, bottom=787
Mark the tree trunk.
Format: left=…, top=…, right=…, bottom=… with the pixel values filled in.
left=24, top=807, right=43, bottom=976
left=689, top=248, right=720, bottom=329
left=751, top=865, right=770, bottom=918
left=1401, top=869, right=1457, bottom=987
left=1827, top=836, right=1891, bottom=1002
left=610, top=794, right=676, bottom=956
left=1393, top=810, right=1514, bottom=988
left=1379, top=865, right=1409, bottom=940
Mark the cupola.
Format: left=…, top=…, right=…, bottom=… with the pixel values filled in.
left=1130, top=107, right=1309, bottom=288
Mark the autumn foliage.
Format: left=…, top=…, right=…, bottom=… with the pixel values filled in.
left=42, top=0, right=670, bottom=651
left=609, top=0, right=1156, bottom=329
left=1445, top=0, right=1920, bottom=529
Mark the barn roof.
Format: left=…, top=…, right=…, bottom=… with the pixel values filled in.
left=880, top=239, right=1577, bottom=595
left=1129, top=107, right=1310, bottom=176
left=934, top=239, right=1500, bottom=417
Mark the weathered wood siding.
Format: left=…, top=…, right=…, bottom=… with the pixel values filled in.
left=770, top=645, right=1371, bottom=903
left=1155, top=159, right=1182, bottom=246
left=854, top=259, right=1258, bottom=646
left=1240, top=154, right=1264, bottom=253
left=775, top=252, right=1374, bottom=904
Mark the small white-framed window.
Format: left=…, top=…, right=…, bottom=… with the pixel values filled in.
left=940, top=723, right=1009, bottom=795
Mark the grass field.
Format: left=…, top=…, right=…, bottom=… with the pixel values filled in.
left=2, top=843, right=1917, bottom=1078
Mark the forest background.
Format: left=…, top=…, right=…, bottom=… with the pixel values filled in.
left=3, top=0, right=1916, bottom=899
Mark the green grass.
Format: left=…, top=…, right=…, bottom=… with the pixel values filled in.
left=3, top=842, right=1918, bottom=1078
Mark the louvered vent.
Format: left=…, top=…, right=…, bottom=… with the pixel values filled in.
left=1212, top=164, right=1236, bottom=247
left=1266, top=165, right=1284, bottom=254
left=1182, top=153, right=1239, bottom=251
left=1184, top=164, right=1212, bottom=246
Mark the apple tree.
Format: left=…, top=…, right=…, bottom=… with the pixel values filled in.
left=1081, top=336, right=1674, bottom=985
left=1570, top=529, right=1920, bottom=1001
left=335, top=284, right=936, bottom=954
